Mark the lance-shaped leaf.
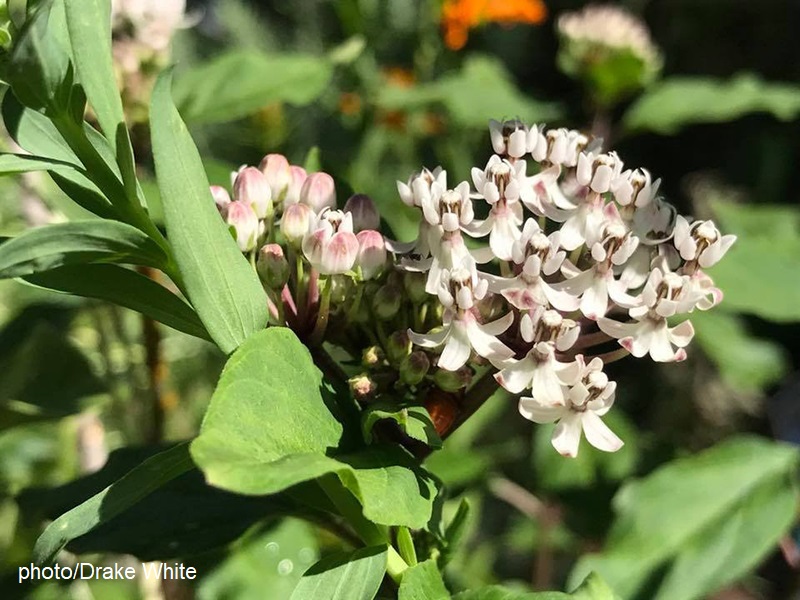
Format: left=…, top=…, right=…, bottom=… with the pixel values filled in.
left=150, top=71, right=268, bottom=354
left=0, top=220, right=168, bottom=278
left=34, top=442, right=194, bottom=564
left=191, top=328, right=438, bottom=529
left=289, top=545, right=388, bottom=600
left=24, top=264, right=210, bottom=341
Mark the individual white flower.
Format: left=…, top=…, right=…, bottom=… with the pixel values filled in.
left=611, top=168, right=658, bottom=208
left=673, top=216, right=737, bottom=269
left=519, top=165, right=575, bottom=222
left=397, top=167, right=447, bottom=209
left=484, top=220, right=579, bottom=312
left=469, top=156, right=525, bottom=260
left=489, top=119, right=529, bottom=159
left=495, top=310, right=581, bottom=401
left=302, top=209, right=360, bottom=275
left=409, top=267, right=514, bottom=370
left=576, top=151, right=624, bottom=194
left=598, top=268, right=695, bottom=362
left=557, top=189, right=607, bottom=251
left=520, top=356, right=622, bottom=457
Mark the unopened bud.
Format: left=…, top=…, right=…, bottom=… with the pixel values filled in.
left=386, top=330, right=412, bottom=364
left=284, top=165, right=308, bottom=206
left=300, top=172, right=336, bottom=212
left=356, top=230, right=387, bottom=280
left=372, top=284, right=401, bottom=320
left=234, top=167, right=273, bottom=219
left=257, top=243, right=289, bottom=288
left=210, top=185, right=231, bottom=214
left=434, top=365, right=474, bottom=392
left=225, top=201, right=259, bottom=252
left=362, top=345, right=385, bottom=368
left=259, top=154, right=291, bottom=203
left=403, top=272, right=428, bottom=304
left=400, top=351, right=430, bottom=385
left=349, top=374, right=377, bottom=403
left=343, top=193, right=380, bottom=232
left=281, top=203, right=314, bottom=246
left=320, top=231, right=359, bottom=275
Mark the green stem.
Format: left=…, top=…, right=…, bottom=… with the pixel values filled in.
left=386, top=546, right=409, bottom=583
left=310, top=276, right=332, bottom=344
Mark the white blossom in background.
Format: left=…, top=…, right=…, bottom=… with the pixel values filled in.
left=111, top=0, right=186, bottom=51
left=208, top=116, right=735, bottom=459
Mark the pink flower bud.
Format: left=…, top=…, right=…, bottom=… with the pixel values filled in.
left=362, top=345, right=385, bottom=367
left=355, top=230, right=387, bottom=280
left=320, top=231, right=359, bottom=275
left=284, top=165, right=308, bottom=207
left=225, top=201, right=259, bottom=252
left=300, top=172, right=336, bottom=212
left=343, top=193, right=380, bottom=232
left=349, top=374, right=377, bottom=402
left=281, top=203, right=314, bottom=246
left=259, top=154, right=292, bottom=202
left=257, top=243, right=289, bottom=288
left=234, top=167, right=272, bottom=219
left=210, top=185, right=231, bottom=214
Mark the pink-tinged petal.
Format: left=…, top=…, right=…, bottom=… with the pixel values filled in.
left=321, top=231, right=359, bottom=274
left=551, top=413, right=583, bottom=457
left=479, top=311, right=515, bottom=336
left=495, top=357, right=535, bottom=394
left=408, top=326, right=450, bottom=349
left=647, top=322, right=680, bottom=362
left=581, top=411, right=623, bottom=452
left=668, top=319, right=695, bottom=347
left=438, top=324, right=472, bottom=371
left=519, top=397, right=566, bottom=423
left=580, top=276, right=609, bottom=320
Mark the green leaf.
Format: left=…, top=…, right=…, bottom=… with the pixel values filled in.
left=0, top=152, right=84, bottom=175
left=569, top=436, right=800, bottom=599
left=569, top=573, right=622, bottom=600
left=362, top=402, right=442, bottom=448
left=6, top=0, right=71, bottom=111
left=62, top=0, right=125, bottom=152
left=21, top=445, right=292, bottom=560
left=691, top=310, right=789, bottom=392
left=289, top=545, right=388, bottom=600
left=173, top=51, right=333, bottom=125
left=33, top=442, right=195, bottom=564
left=192, top=328, right=438, bottom=529
left=453, top=587, right=569, bottom=600
left=378, top=56, right=561, bottom=128
left=150, top=71, right=268, bottom=354
left=0, top=220, right=168, bottom=278
left=24, top=264, right=211, bottom=341
left=399, top=559, right=450, bottom=600
left=624, top=74, right=800, bottom=134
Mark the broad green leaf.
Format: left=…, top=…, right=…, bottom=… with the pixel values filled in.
left=570, top=436, right=799, bottom=598
left=173, top=51, right=333, bottom=124
left=0, top=220, right=167, bottom=278
left=570, top=573, right=622, bottom=600
left=192, top=328, right=438, bottom=529
left=653, top=472, right=797, bottom=600
left=63, top=0, right=126, bottom=153
left=21, top=445, right=292, bottom=560
left=0, top=320, right=104, bottom=430
left=691, top=310, right=788, bottom=392
left=710, top=201, right=800, bottom=241
left=378, top=56, right=562, bottom=128
left=0, top=153, right=84, bottom=176
left=24, top=264, right=211, bottom=341
left=150, top=71, right=268, bottom=354
left=624, top=74, right=800, bottom=134
left=33, top=442, right=194, bottom=564
left=399, top=559, right=450, bottom=600
left=5, top=0, right=71, bottom=111
left=289, top=545, right=388, bottom=600
left=362, top=403, right=442, bottom=448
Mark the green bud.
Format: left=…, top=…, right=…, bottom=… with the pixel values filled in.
left=257, top=244, right=289, bottom=289
left=372, top=284, right=401, bottom=320
left=400, top=351, right=430, bottom=386
left=386, top=330, right=412, bottom=365
left=434, top=365, right=474, bottom=392
left=362, top=345, right=385, bottom=368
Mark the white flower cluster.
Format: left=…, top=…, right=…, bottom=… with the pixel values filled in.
left=111, top=0, right=186, bottom=52
left=399, top=119, right=735, bottom=457
left=557, top=4, right=662, bottom=72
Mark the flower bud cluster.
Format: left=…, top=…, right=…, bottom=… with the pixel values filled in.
left=210, top=120, right=734, bottom=458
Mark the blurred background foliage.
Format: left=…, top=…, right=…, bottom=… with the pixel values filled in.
left=1, top=0, right=800, bottom=598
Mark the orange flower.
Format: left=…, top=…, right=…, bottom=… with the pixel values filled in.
left=441, top=0, right=547, bottom=50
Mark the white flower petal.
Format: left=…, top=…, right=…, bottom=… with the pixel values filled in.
left=582, top=411, right=623, bottom=453
left=551, top=413, right=583, bottom=457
